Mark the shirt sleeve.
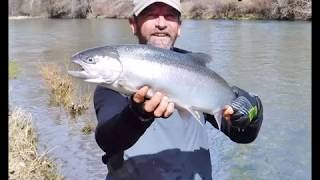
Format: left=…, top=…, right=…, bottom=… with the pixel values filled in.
left=94, top=85, right=154, bottom=157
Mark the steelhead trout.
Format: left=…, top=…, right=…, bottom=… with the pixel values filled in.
left=68, top=44, right=236, bottom=129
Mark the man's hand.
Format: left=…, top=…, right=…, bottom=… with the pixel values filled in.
left=222, top=86, right=263, bottom=129
left=130, top=86, right=175, bottom=121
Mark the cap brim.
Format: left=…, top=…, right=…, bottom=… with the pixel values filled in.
left=133, top=0, right=181, bottom=16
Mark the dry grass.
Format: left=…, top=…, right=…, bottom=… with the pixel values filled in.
left=39, top=63, right=91, bottom=116
left=9, top=107, right=64, bottom=180
left=271, top=0, right=311, bottom=20
left=9, top=0, right=311, bottom=20
left=181, top=0, right=311, bottom=20
left=181, top=0, right=270, bottom=20
left=81, top=120, right=96, bottom=135
left=90, top=0, right=133, bottom=18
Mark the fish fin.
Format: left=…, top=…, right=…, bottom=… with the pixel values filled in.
left=117, top=79, right=137, bottom=94
left=175, top=103, right=204, bottom=126
left=213, top=112, right=222, bottom=130
left=212, top=109, right=223, bottom=130
left=189, top=52, right=212, bottom=66
left=188, top=106, right=224, bottom=130
left=85, top=78, right=105, bottom=83
left=177, top=108, right=204, bottom=127
left=177, top=108, right=191, bottom=120
left=117, top=80, right=155, bottom=99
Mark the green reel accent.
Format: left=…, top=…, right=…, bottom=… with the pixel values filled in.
left=248, top=106, right=258, bottom=122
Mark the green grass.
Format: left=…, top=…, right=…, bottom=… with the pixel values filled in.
left=9, top=61, right=20, bottom=79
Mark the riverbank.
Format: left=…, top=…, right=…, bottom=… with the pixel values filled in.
left=9, top=16, right=44, bottom=20
left=9, top=0, right=311, bottom=21
left=9, top=107, right=64, bottom=180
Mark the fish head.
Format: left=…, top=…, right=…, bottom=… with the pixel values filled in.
left=68, top=46, right=122, bottom=84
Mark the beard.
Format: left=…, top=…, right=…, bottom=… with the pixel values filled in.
left=137, top=31, right=178, bottom=49
left=146, top=35, right=176, bottom=49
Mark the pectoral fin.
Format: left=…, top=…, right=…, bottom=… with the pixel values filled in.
left=193, top=107, right=224, bottom=130
left=175, top=102, right=204, bottom=126
left=213, top=111, right=222, bottom=130
left=177, top=108, right=204, bottom=127
left=117, top=79, right=137, bottom=95
left=85, top=78, right=105, bottom=83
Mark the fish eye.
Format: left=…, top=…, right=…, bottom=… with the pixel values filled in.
left=85, top=57, right=96, bottom=64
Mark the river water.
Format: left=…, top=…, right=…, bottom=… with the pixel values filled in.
left=9, top=19, right=311, bottom=180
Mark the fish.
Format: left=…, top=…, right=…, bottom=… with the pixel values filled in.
left=68, top=44, right=236, bottom=129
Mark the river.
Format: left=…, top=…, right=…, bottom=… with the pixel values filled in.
left=9, top=18, right=311, bottom=180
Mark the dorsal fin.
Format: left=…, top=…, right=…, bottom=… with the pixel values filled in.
left=188, top=52, right=212, bottom=66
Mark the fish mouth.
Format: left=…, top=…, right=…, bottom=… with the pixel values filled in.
left=67, top=60, right=90, bottom=79
left=68, top=70, right=89, bottom=79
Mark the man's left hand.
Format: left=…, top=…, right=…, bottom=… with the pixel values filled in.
left=223, top=86, right=263, bottom=129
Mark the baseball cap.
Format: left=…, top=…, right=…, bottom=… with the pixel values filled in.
left=132, top=0, right=181, bottom=16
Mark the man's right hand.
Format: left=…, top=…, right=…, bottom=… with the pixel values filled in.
left=131, top=86, right=175, bottom=119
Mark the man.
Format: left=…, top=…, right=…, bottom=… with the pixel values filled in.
left=94, top=0, right=263, bottom=179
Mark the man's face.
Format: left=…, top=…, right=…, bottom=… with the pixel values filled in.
left=130, top=2, right=181, bottom=49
